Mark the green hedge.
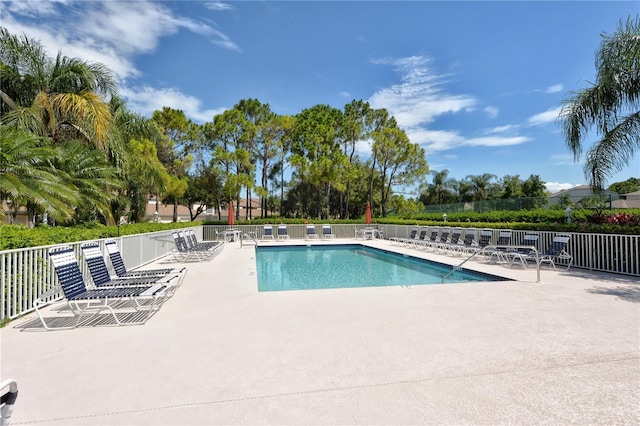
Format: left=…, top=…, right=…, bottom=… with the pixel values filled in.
left=2, top=209, right=638, bottom=250
left=0, top=221, right=201, bottom=250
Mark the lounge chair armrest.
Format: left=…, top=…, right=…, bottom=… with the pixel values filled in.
left=34, top=286, right=62, bottom=303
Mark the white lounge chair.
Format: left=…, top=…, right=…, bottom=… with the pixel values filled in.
left=35, top=246, right=170, bottom=330
left=105, top=239, right=185, bottom=278
left=305, top=225, right=319, bottom=239
left=262, top=225, right=274, bottom=240
left=322, top=225, right=335, bottom=239
left=277, top=225, right=289, bottom=240
left=81, top=242, right=183, bottom=296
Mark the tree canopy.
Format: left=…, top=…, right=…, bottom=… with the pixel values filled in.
left=560, top=16, right=640, bottom=190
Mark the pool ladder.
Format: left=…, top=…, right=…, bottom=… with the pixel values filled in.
left=441, top=245, right=540, bottom=283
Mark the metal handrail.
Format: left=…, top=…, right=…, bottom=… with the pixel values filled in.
left=441, top=245, right=540, bottom=283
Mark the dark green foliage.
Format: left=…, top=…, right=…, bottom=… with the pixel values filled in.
left=0, top=222, right=201, bottom=250
left=608, top=177, right=640, bottom=194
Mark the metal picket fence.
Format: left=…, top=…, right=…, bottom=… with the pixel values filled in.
left=1, top=224, right=637, bottom=321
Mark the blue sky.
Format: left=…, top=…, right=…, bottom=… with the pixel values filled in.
left=2, top=0, right=639, bottom=193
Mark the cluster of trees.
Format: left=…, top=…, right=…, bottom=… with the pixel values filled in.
left=2, top=15, right=637, bottom=228
left=0, top=28, right=429, bottom=226
left=419, top=171, right=547, bottom=207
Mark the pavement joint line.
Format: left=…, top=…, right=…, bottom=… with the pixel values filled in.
left=17, top=355, right=639, bottom=424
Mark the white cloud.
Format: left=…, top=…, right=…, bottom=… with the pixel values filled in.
left=2, top=0, right=239, bottom=122
left=528, top=107, right=562, bottom=126
left=545, top=84, right=563, bottom=94
left=551, top=153, right=578, bottom=166
left=120, top=86, right=227, bottom=123
left=204, top=2, right=235, bottom=11
left=366, top=55, right=536, bottom=154
left=484, top=106, right=499, bottom=119
left=484, top=124, right=520, bottom=134
left=339, top=91, right=352, bottom=98
left=407, top=129, right=466, bottom=152
left=4, top=0, right=72, bottom=16
left=368, top=55, right=477, bottom=128
left=465, top=136, right=531, bottom=147
left=545, top=182, right=580, bottom=193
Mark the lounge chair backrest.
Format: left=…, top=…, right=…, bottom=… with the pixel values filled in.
left=463, top=228, right=476, bottom=246
left=307, top=225, right=316, bottom=235
left=496, top=230, right=512, bottom=245
left=186, top=230, right=199, bottom=246
left=517, top=233, right=539, bottom=254
left=429, top=228, right=439, bottom=241
left=547, top=235, right=570, bottom=256
left=180, top=231, right=196, bottom=250
left=449, top=228, right=462, bottom=244
left=278, top=225, right=287, bottom=236
left=408, top=228, right=418, bottom=239
left=264, top=226, right=273, bottom=236
left=417, top=228, right=427, bottom=240
left=478, top=229, right=493, bottom=247
left=322, top=225, right=332, bottom=235
left=172, top=232, right=188, bottom=252
left=81, top=242, right=112, bottom=286
left=49, top=246, right=87, bottom=299
left=439, top=228, right=450, bottom=242
left=105, top=240, right=127, bottom=276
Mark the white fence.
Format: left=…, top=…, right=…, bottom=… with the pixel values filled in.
left=1, top=225, right=638, bottom=321
left=0, top=228, right=195, bottom=321
left=381, top=225, right=639, bottom=276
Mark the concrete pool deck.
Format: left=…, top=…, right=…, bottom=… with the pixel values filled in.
left=2, top=238, right=639, bottom=424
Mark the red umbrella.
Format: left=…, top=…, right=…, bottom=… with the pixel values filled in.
left=228, top=201, right=235, bottom=226
left=365, top=202, right=372, bottom=224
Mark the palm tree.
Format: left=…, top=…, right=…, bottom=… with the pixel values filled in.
left=0, top=28, right=117, bottom=152
left=465, top=173, right=497, bottom=201
left=52, top=142, right=122, bottom=224
left=559, top=16, right=640, bottom=190
left=431, top=169, right=457, bottom=206
left=0, top=125, right=78, bottom=225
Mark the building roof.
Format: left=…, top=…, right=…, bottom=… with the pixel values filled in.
left=549, top=185, right=617, bottom=198
left=623, top=190, right=640, bottom=199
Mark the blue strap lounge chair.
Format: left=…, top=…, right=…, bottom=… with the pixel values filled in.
left=408, top=227, right=428, bottom=248
left=420, top=227, right=440, bottom=251
left=506, top=232, right=540, bottom=268
left=185, top=229, right=223, bottom=251
left=433, top=227, right=451, bottom=253
left=390, top=227, right=417, bottom=246
left=322, top=225, right=335, bottom=239
left=81, top=242, right=180, bottom=294
left=438, top=227, right=462, bottom=254
left=35, top=246, right=169, bottom=330
left=537, top=234, right=573, bottom=270
left=105, top=239, right=186, bottom=278
left=278, top=225, right=289, bottom=240
left=457, top=228, right=477, bottom=256
left=485, top=229, right=512, bottom=263
left=262, top=225, right=274, bottom=240
left=171, top=232, right=220, bottom=262
left=306, top=225, right=319, bottom=239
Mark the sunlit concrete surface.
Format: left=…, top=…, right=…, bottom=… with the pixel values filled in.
left=2, top=238, right=639, bottom=425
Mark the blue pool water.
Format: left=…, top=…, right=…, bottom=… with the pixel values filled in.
left=255, top=244, right=509, bottom=292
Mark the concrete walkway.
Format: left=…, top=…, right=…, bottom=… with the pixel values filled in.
left=2, top=239, right=639, bottom=425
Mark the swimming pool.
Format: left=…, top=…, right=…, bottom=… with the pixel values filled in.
left=255, top=244, right=509, bottom=292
